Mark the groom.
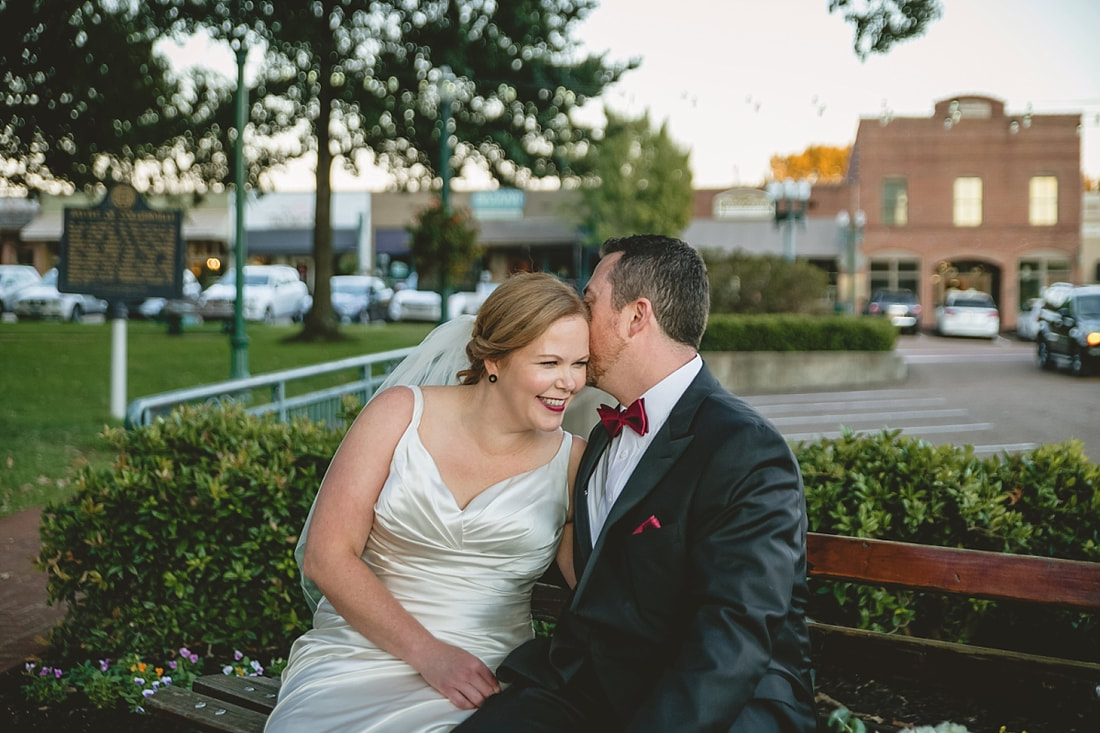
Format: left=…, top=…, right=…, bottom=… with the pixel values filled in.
left=456, top=235, right=817, bottom=731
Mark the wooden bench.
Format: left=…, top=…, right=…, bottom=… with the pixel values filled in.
left=147, top=533, right=1100, bottom=732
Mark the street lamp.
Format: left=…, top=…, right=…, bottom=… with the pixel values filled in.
left=436, top=66, right=456, bottom=325
left=766, top=178, right=812, bottom=262
left=835, top=209, right=866, bottom=314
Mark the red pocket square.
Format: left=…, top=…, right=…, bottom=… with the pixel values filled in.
left=632, top=515, right=662, bottom=535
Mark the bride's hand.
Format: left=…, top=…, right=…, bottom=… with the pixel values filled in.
left=413, top=641, right=501, bottom=709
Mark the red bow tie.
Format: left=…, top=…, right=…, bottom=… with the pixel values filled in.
left=597, top=398, right=648, bottom=437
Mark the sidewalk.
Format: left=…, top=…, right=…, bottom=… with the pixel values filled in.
left=0, top=507, right=65, bottom=673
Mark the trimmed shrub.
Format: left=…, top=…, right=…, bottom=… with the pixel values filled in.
left=701, top=313, right=897, bottom=352
left=37, top=403, right=342, bottom=661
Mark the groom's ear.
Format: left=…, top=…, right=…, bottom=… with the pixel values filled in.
left=626, top=297, right=654, bottom=338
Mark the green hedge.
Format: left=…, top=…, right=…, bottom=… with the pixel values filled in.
left=701, top=314, right=898, bottom=352
left=37, top=407, right=1098, bottom=666
left=38, top=404, right=340, bottom=661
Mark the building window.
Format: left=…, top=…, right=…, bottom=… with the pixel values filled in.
left=869, top=257, right=920, bottom=294
left=1018, top=258, right=1071, bottom=302
left=882, top=178, right=908, bottom=226
left=1028, top=176, right=1058, bottom=225
left=953, top=177, right=982, bottom=226
left=950, top=176, right=985, bottom=224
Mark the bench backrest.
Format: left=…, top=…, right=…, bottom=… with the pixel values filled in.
left=533, top=532, right=1100, bottom=621
left=806, top=533, right=1100, bottom=610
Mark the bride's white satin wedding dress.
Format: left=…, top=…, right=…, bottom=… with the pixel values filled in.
left=266, top=386, right=572, bottom=733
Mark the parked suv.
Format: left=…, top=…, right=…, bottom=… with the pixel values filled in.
left=198, top=265, right=311, bottom=324
left=863, top=288, right=921, bottom=334
left=1036, top=284, right=1100, bottom=376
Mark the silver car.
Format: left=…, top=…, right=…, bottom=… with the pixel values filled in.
left=13, top=268, right=107, bottom=322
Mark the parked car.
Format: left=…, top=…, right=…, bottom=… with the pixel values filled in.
left=136, top=269, right=203, bottom=321
left=388, top=287, right=442, bottom=322
left=330, top=275, right=393, bottom=324
left=0, top=264, right=42, bottom=315
left=13, top=268, right=108, bottom=322
left=1036, top=284, right=1100, bottom=376
left=935, top=289, right=1000, bottom=339
left=198, top=265, right=311, bottom=324
left=864, top=288, right=921, bottom=334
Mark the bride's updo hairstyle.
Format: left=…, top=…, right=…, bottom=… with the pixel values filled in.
left=458, top=272, right=587, bottom=385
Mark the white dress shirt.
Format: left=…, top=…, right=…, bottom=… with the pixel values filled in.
left=587, top=355, right=703, bottom=545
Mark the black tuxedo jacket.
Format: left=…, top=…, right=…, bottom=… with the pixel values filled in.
left=500, top=364, right=815, bottom=731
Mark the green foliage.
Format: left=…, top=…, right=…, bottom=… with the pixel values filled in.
left=702, top=250, right=833, bottom=315
left=826, top=706, right=868, bottom=733
left=22, top=646, right=284, bottom=716
left=797, top=430, right=1099, bottom=657
left=576, top=108, right=694, bottom=246
left=828, top=0, right=943, bottom=60
left=37, top=403, right=343, bottom=661
left=0, top=2, right=232, bottom=191
left=701, top=314, right=897, bottom=352
left=407, top=200, right=483, bottom=291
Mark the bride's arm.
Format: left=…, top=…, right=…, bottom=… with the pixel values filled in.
left=554, top=434, right=586, bottom=589
left=302, top=386, right=499, bottom=709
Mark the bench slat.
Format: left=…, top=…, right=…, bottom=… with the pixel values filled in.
left=807, top=533, right=1100, bottom=609
left=145, top=682, right=269, bottom=733
left=194, top=674, right=281, bottom=715
left=810, top=622, right=1100, bottom=702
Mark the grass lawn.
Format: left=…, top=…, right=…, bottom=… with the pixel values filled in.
left=0, top=318, right=435, bottom=517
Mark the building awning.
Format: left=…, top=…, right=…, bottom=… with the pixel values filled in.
left=245, top=227, right=359, bottom=255
left=376, top=228, right=409, bottom=255
left=0, top=198, right=39, bottom=231
left=477, top=218, right=579, bottom=247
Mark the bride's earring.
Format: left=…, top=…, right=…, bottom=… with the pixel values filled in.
left=488, top=374, right=498, bottom=383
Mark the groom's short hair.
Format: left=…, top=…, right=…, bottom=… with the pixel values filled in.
left=600, top=235, right=709, bottom=349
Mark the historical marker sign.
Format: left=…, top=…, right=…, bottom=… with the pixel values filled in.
left=58, top=183, right=185, bottom=301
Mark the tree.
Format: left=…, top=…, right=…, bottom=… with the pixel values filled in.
left=0, top=1, right=233, bottom=193
left=406, top=201, right=482, bottom=292
left=827, top=0, right=943, bottom=60
left=770, top=144, right=852, bottom=183
left=145, top=0, right=630, bottom=340
left=703, top=251, right=832, bottom=315
left=576, top=108, right=694, bottom=250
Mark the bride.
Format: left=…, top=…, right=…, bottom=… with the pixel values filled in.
left=265, top=272, right=589, bottom=733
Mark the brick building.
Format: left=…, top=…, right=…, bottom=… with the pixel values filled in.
left=846, top=94, right=1082, bottom=330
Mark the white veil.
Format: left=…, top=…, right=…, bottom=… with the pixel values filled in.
left=295, top=314, right=477, bottom=612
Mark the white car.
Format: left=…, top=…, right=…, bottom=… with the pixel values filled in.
left=13, top=268, right=107, bottom=322
left=388, top=288, right=442, bottom=322
left=0, top=264, right=42, bottom=314
left=935, top=289, right=1000, bottom=339
left=198, top=265, right=311, bottom=324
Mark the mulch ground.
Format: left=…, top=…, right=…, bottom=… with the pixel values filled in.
left=3, top=658, right=1097, bottom=732
left=812, top=658, right=1099, bottom=732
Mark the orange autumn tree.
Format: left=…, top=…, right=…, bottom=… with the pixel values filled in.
left=769, top=144, right=852, bottom=183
